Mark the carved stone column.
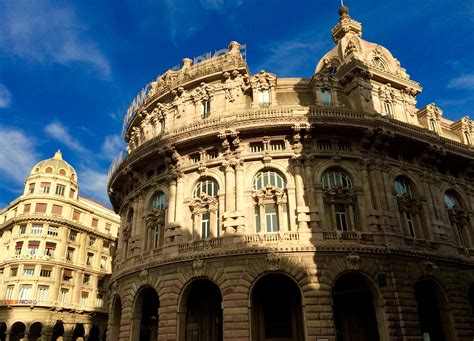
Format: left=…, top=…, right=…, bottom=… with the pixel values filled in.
left=167, top=178, right=177, bottom=223
left=235, top=161, right=244, bottom=211
left=293, top=159, right=309, bottom=230
left=224, top=164, right=235, bottom=212
left=175, top=175, right=184, bottom=224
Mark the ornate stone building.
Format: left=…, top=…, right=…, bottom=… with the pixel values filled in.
left=107, top=5, right=474, bottom=341
left=0, top=151, right=120, bottom=340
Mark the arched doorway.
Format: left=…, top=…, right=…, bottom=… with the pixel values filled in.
left=251, top=273, right=304, bottom=341
left=0, top=323, right=6, bottom=341
left=89, top=325, right=100, bottom=341
left=109, top=296, right=122, bottom=340
left=415, top=278, right=456, bottom=341
left=181, top=279, right=223, bottom=341
left=130, top=287, right=160, bottom=341
left=72, top=324, right=85, bottom=341
left=10, top=322, right=26, bottom=341
left=51, top=321, right=64, bottom=340
left=332, top=272, right=385, bottom=341
left=29, top=322, right=42, bottom=340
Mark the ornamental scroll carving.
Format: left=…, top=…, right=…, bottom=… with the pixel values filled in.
left=189, top=193, right=219, bottom=215
left=252, top=186, right=287, bottom=206
left=192, top=82, right=216, bottom=103
left=223, top=70, right=248, bottom=103
left=425, top=103, right=443, bottom=120
left=250, top=70, right=276, bottom=91
left=396, top=196, right=422, bottom=215
left=323, top=185, right=355, bottom=205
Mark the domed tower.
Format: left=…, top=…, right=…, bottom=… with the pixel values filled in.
left=107, top=5, right=474, bottom=341
left=0, top=152, right=120, bottom=340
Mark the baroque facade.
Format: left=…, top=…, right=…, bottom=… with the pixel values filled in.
left=107, top=5, right=474, bottom=341
left=0, top=151, right=120, bottom=340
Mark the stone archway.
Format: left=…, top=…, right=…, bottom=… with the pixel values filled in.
left=415, top=278, right=456, bottom=341
left=130, top=287, right=160, bottom=341
left=28, top=322, right=43, bottom=341
left=251, top=273, right=304, bottom=341
left=51, top=321, right=64, bottom=340
left=0, top=323, right=6, bottom=341
left=109, top=295, right=122, bottom=340
left=89, top=325, right=100, bottom=341
left=179, top=279, right=223, bottom=341
left=332, top=272, right=385, bottom=341
left=10, top=322, right=26, bottom=341
left=72, top=324, right=85, bottom=341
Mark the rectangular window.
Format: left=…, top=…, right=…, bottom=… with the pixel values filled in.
left=265, top=204, right=279, bottom=232
left=405, top=212, right=416, bottom=237
left=320, top=89, right=332, bottom=107
left=338, top=142, right=352, bottom=152
left=45, top=242, right=56, bottom=256
left=23, top=204, right=31, bottom=214
left=80, top=292, right=89, bottom=306
left=35, top=203, right=47, bottom=213
left=207, top=149, right=218, bottom=160
left=40, top=182, right=51, bottom=194
left=72, top=210, right=81, bottom=221
left=37, top=286, right=49, bottom=301
left=19, top=225, right=27, bottom=234
left=19, top=285, right=32, bottom=300
left=105, top=223, right=111, bottom=231
left=15, top=241, right=23, bottom=255
left=96, top=294, right=104, bottom=308
left=47, top=225, right=59, bottom=236
left=91, top=218, right=98, bottom=228
left=100, top=256, right=107, bottom=270
left=52, top=205, right=63, bottom=216
left=250, top=142, right=264, bottom=153
left=103, top=240, right=110, bottom=250
left=10, top=267, right=18, bottom=277
left=258, top=89, right=270, bottom=108
left=40, top=267, right=52, bottom=277
left=383, top=102, right=393, bottom=117
left=5, top=285, right=14, bottom=300
left=201, top=100, right=211, bottom=119
left=28, top=241, right=40, bottom=256
left=63, top=269, right=73, bottom=282
left=270, top=141, right=285, bottom=151
left=69, top=230, right=77, bottom=241
left=55, top=185, right=65, bottom=196
left=86, top=253, right=94, bottom=266
left=201, top=211, right=211, bottom=239
left=335, top=203, right=348, bottom=231
left=59, top=288, right=69, bottom=303
left=31, top=224, right=43, bottom=234
left=254, top=206, right=261, bottom=233
left=66, top=248, right=74, bottom=261
left=89, top=237, right=96, bottom=247
left=69, top=188, right=76, bottom=198
left=29, top=183, right=35, bottom=194
left=83, top=274, right=91, bottom=285
left=22, top=266, right=35, bottom=276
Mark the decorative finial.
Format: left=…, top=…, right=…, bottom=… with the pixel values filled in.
left=339, top=0, right=349, bottom=17
left=54, top=150, right=63, bottom=160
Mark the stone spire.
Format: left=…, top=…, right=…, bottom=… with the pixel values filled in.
left=53, top=149, right=63, bottom=160
left=331, top=3, right=362, bottom=43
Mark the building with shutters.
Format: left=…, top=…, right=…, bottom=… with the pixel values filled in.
left=0, top=151, right=120, bottom=340
left=107, top=5, right=474, bottom=341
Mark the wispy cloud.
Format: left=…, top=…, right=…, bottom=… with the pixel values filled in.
left=0, top=84, right=12, bottom=109
left=0, top=1, right=111, bottom=77
left=254, top=35, right=328, bottom=76
left=44, top=121, right=89, bottom=155
left=78, top=167, right=110, bottom=204
left=0, top=126, right=39, bottom=184
left=448, top=74, right=474, bottom=90
left=101, top=135, right=125, bottom=160
left=200, top=0, right=243, bottom=11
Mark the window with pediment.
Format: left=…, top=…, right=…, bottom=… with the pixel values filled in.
left=321, top=168, right=357, bottom=231
left=146, top=191, right=167, bottom=249
left=190, top=178, right=220, bottom=239
left=444, top=190, right=470, bottom=247
left=252, top=170, right=288, bottom=233
left=394, top=176, right=423, bottom=238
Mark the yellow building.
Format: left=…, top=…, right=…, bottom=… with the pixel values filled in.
left=0, top=151, right=119, bottom=340
left=107, top=5, right=474, bottom=341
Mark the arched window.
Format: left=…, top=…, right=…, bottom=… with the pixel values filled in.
left=190, top=178, right=220, bottom=239
left=45, top=167, right=53, bottom=173
left=147, top=192, right=167, bottom=249
left=253, top=170, right=288, bottom=233
left=444, top=190, right=470, bottom=247
left=152, top=192, right=166, bottom=210
left=321, top=168, right=356, bottom=231
left=59, top=169, right=66, bottom=176
left=372, top=57, right=386, bottom=70
left=394, top=176, right=422, bottom=238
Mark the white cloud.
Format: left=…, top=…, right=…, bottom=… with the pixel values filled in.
left=254, top=36, right=328, bottom=76
left=0, top=84, right=12, bottom=109
left=78, top=167, right=110, bottom=204
left=101, top=135, right=125, bottom=160
left=0, top=1, right=110, bottom=77
left=0, top=126, right=39, bottom=184
left=200, top=0, right=243, bottom=11
left=448, top=74, right=474, bottom=90
left=44, top=121, right=89, bottom=155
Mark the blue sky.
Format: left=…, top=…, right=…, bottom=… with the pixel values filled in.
left=0, top=0, right=472, bottom=208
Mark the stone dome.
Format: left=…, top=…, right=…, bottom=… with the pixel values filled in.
left=30, top=150, right=77, bottom=182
